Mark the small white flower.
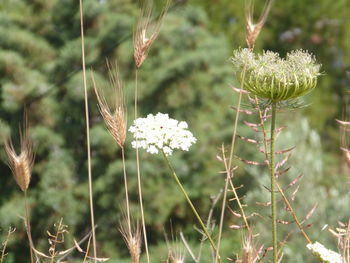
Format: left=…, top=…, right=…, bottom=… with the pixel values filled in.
left=129, top=113, right=197, bottom=156
left=307, top=242, right=343, bottom=263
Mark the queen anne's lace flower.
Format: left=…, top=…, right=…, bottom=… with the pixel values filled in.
left=307, top=242, right=343, bottom=263
left=231, top=48, right=321, bottom=102
left=129, top=113, right=197, bottom=156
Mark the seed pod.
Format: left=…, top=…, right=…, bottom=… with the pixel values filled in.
left=231, top=49, right=321, bottom=102
left=5, top=127, right=34, bottom=192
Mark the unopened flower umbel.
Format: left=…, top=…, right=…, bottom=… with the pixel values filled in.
left=231, top=48, right=321, bottom=102
left=129, top=113, right=196, bottom=156
left=307, top=242, right=342, bottom=263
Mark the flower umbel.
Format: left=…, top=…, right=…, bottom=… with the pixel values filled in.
left=307, top=242, right=343, bottom=263
left=231, top=48, right=321, bottom=102
left=129, top=113, right=196, bottom=156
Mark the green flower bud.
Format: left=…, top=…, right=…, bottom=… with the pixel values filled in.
left=231, top=48, right=321, bottom=102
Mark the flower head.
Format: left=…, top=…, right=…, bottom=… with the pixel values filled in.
left=245, top=0, right=273, bottom=49
left=134, top=0, right=169, bottom=68
left=5, top=124, right=34, bottom=192
left=92, top=62, right=127, bottom=148
left=307, top=242, right=343, bottom=263
left=129, top=113, right=196, bottom=156
left=231, top=48, right=321, bottom=102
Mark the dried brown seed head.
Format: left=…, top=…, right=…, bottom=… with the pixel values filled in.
left=134, top=0, right=170, bottom=68
left=92, top=62, right=127, bottom=148
left=245, top=0, right=273, bottom=49
left=119, top=220, right=142, bottom=263
left=5, top=125, right=34, bottom=192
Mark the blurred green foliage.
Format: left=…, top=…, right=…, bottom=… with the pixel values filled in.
left=0, top=0, right=349, bottom=262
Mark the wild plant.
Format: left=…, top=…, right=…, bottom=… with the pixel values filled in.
left=91, top=62, right=130, bottom=233
left=231, top=49, right=321, bottom=262
left=128, top=113, right=218, bottom=256
left=79, top=0, right=97, bottom=261
left=4, top=121, right=35, bottom=262
left=132, top=1, right=170, bottom=262
left=217, top=1, right=273, bottom=262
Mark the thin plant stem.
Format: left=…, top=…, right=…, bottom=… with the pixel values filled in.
left=121, top=147, right=131, bottom=233
left=221, top=145, right=250, bottom=231
left=270, top=101, right=278, bottom=263
left=79, top=1, right=97, bottom=261
left=215, top=66, right=247, bottom=263
left=134, top=68, right=150, bottom=263
left=0, top=227, right=14, bottom=263
left=83, top=235, right=93, bottom=263
left=161, top=151, right=220, bottom=263
left=275, top=183, right=311, bottom=243
left=24, top=191, right=34, bottom=263
left=197, top=191, right=222, bottom=262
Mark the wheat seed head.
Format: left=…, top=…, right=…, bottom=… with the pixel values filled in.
left=245, top=0, right=274, bottom=49
left=5, top=123, right=34, bottom=192
left=92, top=62, right=127, bottom=148
left=119, top=220, right=142, bottom=263
left=133, top=0, right=170, bottom=68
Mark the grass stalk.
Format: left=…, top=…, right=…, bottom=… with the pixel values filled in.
left=215, top=66, right=247, bottom=263
left=121, top=147, right=131, bottom=233
left=134, top=68, right=150, bottom=263
left=24, top=191, right=34, bottom=263
left=79, top=0, right=97, bottom=261
left=270, top=101, right=278, bottom=263
left=161, top=151, right=220, bottom=262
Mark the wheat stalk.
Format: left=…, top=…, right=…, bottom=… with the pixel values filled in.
left=120, top=220, right=142, bottom=263
left=5, top=127, right=34, bottom=193
left=134, top=0, right=169, bottom=68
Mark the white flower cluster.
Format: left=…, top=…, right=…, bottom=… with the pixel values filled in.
left=307, top=242, right=343, bottom=263
left=129, top=113, right=197, bottom=156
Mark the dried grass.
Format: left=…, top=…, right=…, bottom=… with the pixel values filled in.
left=245, top=0, right=274, bottom=49
left=5, top=123, right=34, bottom=193
left=133, top=0, right=169, bottom=68
left=91, top=62, right=127, bottom=149
left=119, top=219, right=142, bottom=263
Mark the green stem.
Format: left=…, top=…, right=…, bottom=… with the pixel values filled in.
left=270, top=101, right=278, bottom=263
left=161, top=151, right=220, bottom=262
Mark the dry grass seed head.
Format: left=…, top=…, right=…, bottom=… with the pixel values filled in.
left=119, top=220, right=142, bottom=263
left=91, top=62, right=127, bottom=148
left=5, top=125, right=34, bottom=192
left=245, top=0, right=274, bottom=49
left=167, top=242, right=185, bottom=263
left=134, top=0, right=170, bottom=68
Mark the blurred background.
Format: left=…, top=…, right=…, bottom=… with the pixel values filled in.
left=0, top=0, right=350, bottom=262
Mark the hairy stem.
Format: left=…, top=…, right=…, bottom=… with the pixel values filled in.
left=254, top=96, right=312, bottom=244
left=270, top=101, right=278, bottom=263
left=121, top=147, right=131, bottom=233
left=161, top=151, right=220, bottom=262
left=134, top=68, right=150, bottom=263
left=79, top=1, right=97, bottom=261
